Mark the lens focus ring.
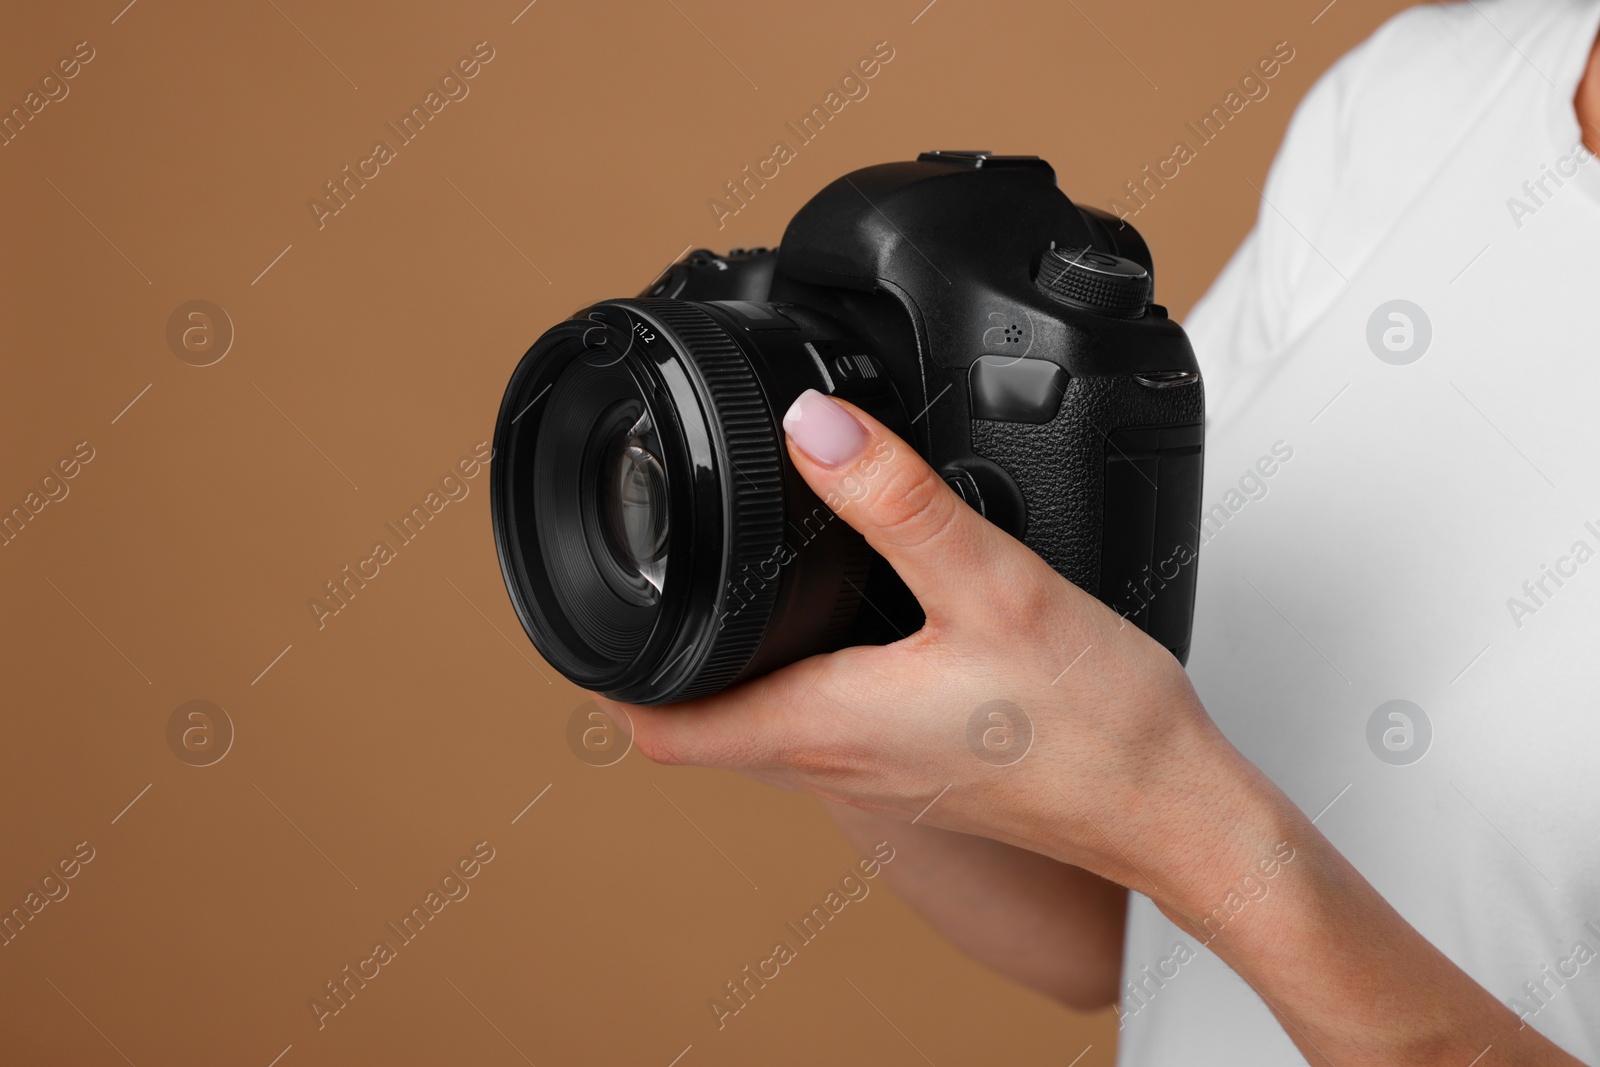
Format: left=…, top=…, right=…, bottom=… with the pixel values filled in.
left=633, top=299, right=787, bottom=700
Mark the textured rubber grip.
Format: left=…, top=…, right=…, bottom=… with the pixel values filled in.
left=970, top=375, right=1204, bottom=658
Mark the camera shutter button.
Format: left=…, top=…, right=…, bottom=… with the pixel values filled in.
left=1035, top=247, right=1151, bottom=317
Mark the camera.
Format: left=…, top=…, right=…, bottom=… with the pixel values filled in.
left=491, top=151, right=1204, bottom=704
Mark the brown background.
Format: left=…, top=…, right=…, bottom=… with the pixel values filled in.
left=0, top=1, right=1411, bottom=1064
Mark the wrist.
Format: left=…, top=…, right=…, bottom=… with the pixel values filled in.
left=1018, top=704, right=1304, bottom=921
left=1125, top=753, right=1536, bottom=1064
left=1143, top=745, right=1310, bottom=929
left=1001, top=692, right=1564, bottom=1063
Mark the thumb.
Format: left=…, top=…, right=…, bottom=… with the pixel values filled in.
left=780, top=389, right=1034, bottom=625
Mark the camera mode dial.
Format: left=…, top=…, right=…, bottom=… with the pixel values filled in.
left=1035, top=246, right=1151, bottom=318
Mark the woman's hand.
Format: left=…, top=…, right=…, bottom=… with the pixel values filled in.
left=599, top=391, right=1587, bottom=1065
left=598, top=389, right=1254, bottom=904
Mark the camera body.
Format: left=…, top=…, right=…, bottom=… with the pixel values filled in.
left=650, top=151, right=1204, bottom=653
left=491, top=152, right=1204, bottom=704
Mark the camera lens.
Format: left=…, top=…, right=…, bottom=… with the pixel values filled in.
left=491, top=299, right=900, bottom=704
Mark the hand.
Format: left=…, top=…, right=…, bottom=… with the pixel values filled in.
left=598, top=389, right=1246, bottom=899
left=601, top=390, right=1588, bottom=1065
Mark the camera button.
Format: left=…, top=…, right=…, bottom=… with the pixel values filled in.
left=969, top=355, right=1070, bottom=423
left=1035, top=246, right=1151, bottom=317
left=812, top=348, right=891, bottom=401
left=830, top=353, right=884, bottom=384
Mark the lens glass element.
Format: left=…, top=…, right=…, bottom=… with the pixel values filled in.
left=602, top=409, right=669, bottom=596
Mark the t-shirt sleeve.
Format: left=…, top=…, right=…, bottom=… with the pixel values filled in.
left=1180, top=5, right=1466, bottom=423
left=1184, top=49, right=1358, bottom=423
left=1186, top=2, right=1497, bottom=424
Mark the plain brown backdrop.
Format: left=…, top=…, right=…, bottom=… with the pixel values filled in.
left=0, top=1, right=1413, bottom=1064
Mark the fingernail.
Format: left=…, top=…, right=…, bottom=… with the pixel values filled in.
left=782, top=389, right=869, bottom=468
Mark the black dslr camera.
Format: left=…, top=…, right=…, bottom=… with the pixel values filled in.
left=491, top=152, right=1204, bottom=704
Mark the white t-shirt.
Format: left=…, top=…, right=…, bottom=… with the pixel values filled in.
left=1118, top=2, right=1600, bottom=1063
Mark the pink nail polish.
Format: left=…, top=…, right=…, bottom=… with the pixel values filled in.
left=782, top=389, right=869, bottom=468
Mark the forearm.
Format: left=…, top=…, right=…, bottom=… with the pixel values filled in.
left=824, top=800, right=1126, bottom=1009
left=1066, top=743, right=1581, bottom=1065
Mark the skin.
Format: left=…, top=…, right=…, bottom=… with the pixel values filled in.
left=595, top=58, right=1600, bottom=1061
left=1578, top=27, right=1600, bottom=155
left=599, top=399, right=1583, bottom=1064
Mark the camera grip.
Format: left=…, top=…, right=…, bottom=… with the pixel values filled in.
left=969, top=376, right=1204, bottom=661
